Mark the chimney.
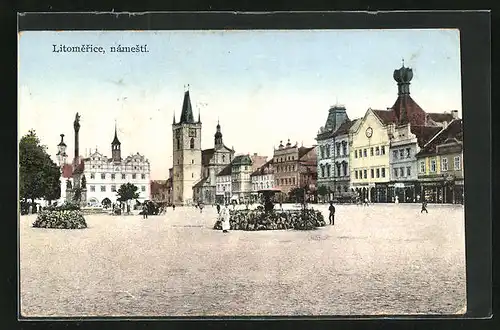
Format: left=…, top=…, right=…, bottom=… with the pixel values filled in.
left=451, top=110, right=459, bottom=119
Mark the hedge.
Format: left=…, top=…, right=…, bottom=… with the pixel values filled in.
left=214, top=208, right=326, bottom=231
left=33, top=209, right=87, bottom=229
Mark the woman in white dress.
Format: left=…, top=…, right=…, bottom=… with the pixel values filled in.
left=221, top=204, right=231, bottom=233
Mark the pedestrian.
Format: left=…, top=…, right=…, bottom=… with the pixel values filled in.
left=364, top=198, right=369, bottom=206
left=279, top=202, right=283, bottom=210
left=328, top=201, right=336, bottom=226
left=172, top=204, right=176, bottom=211
left=199, top=202, right=204, bottom=213
left=221, top=204, right=231, bottom=233
left=142, top=203, right=148, bottom=219
left=216, top=204, right=221, bottom=214
left=421, top=200, right=428, bottom=213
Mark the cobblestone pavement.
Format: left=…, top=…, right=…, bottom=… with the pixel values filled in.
left=20, top=204, right=466, bottom=317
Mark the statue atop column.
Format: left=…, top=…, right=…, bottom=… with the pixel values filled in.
left=81, top=175, right=86, bottom=189
left=73, top=113, right=81, bottom=162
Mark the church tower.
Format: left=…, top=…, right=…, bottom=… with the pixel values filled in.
left=214, top=119, right=223, bottom=149
left=172, top=87, right=202, bottom=205
left=111, top=122, right=122, bottom=162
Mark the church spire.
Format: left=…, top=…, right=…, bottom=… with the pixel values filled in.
left=214, top=120, right=223, bottom=148
left=111, top=121, right=121, bottom=162
left=172, top=113, right=176, bottom=125
left=179, top=86, right=195, bottom=124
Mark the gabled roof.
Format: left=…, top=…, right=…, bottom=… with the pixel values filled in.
left=372, top=109, right=398, bottom=125
left=217, top=163, right=232, bottom=176
left=416, top=119, right=463, bottom=157
left=202, top=148, right=215, bottom=165
left=298, top=146, right=315, bottom=159
left=410, top=125, right=442, bottom=148
left=232, top=154, right=252, bottom=166
left=250, top=159, right=274, bottom=177
left=193, top=177, right=209, bottom=188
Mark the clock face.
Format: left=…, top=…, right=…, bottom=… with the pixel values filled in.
left=366, top=127, right=373, bottom=138
left=189, top=129, right=197, bottom=137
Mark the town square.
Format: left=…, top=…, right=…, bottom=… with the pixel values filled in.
left=20, top=203, right=465, bottom=317
left=18, top=29, right=466, bottom=317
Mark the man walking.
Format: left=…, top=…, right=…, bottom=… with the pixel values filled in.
left=142, top=203, right=148, bottom=219
left=421, top=200, right=428, bottom=213
left=216, top=203, right=221, bottom=214
left=328, top=201, right=336, bottom=226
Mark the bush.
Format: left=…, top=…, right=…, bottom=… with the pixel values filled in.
left=213, top=209, right=325, bottom=231
left=33, top=210, right=87, bottom=229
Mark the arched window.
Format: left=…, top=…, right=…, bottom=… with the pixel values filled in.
left=190, top=138, right=195, bottom=149
left=222, top=155, right=226, bottom=162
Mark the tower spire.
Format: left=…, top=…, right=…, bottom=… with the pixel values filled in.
left=179, top=87, right=195, bottom=124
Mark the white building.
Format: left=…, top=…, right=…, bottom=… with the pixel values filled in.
left=81, top=126, right=151, bottom=205
left=216, top=163, right=232, bottom=205
left=231, top=154, right=253, bottom=203
left=250, top=159, right=275, bottom=193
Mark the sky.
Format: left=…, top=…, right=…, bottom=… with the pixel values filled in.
left=18, top=29, right=462, bottom=179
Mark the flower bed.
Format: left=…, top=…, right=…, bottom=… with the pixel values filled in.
left=33, top=210, right=87, bottom=229
left=213, top=208, right=326, bottom=231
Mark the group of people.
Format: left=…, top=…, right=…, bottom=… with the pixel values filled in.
left=215, top=203, right=231, bottom=233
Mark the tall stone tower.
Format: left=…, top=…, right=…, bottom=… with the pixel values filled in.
left=172, top=88, right=202, bottom=205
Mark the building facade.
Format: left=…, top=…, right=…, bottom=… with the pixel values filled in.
left=417, top=119, right=463, bottom=204
left=231, top=154, right=253, bottom=203
left=350, top=63, right=458, bottom=202
left=215, top=164, right=232, bottom=205
left=82, top=126, right=151, bottom=204
left=172, top=90, right=202, bottom=205
left=330, top=120, right=356, bottom=198
left=193, top=121, right=235, bottom=205
left=250, top=159, right=275, bottom=193
left=316, top=105, right=350, bottom=197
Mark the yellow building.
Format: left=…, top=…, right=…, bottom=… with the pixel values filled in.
left=350, top=108, right=393, bottom=202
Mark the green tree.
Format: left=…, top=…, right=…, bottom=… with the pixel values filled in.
left=19, top=130, right=61, bottom=204
left=317, top=185, right=329, bottom=203
left=117, top=183, right=140, bottom=212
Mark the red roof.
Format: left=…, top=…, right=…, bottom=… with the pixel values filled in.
left=61, top=164, right=73, bottom=178
left=416, top=119, right=463, bottom=157
left=372, top=109, right=398, bottom=125
left=390, top=95, right=428, bottom=126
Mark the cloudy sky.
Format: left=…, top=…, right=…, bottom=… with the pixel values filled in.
left=18, top=29, right=462, bottom=179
